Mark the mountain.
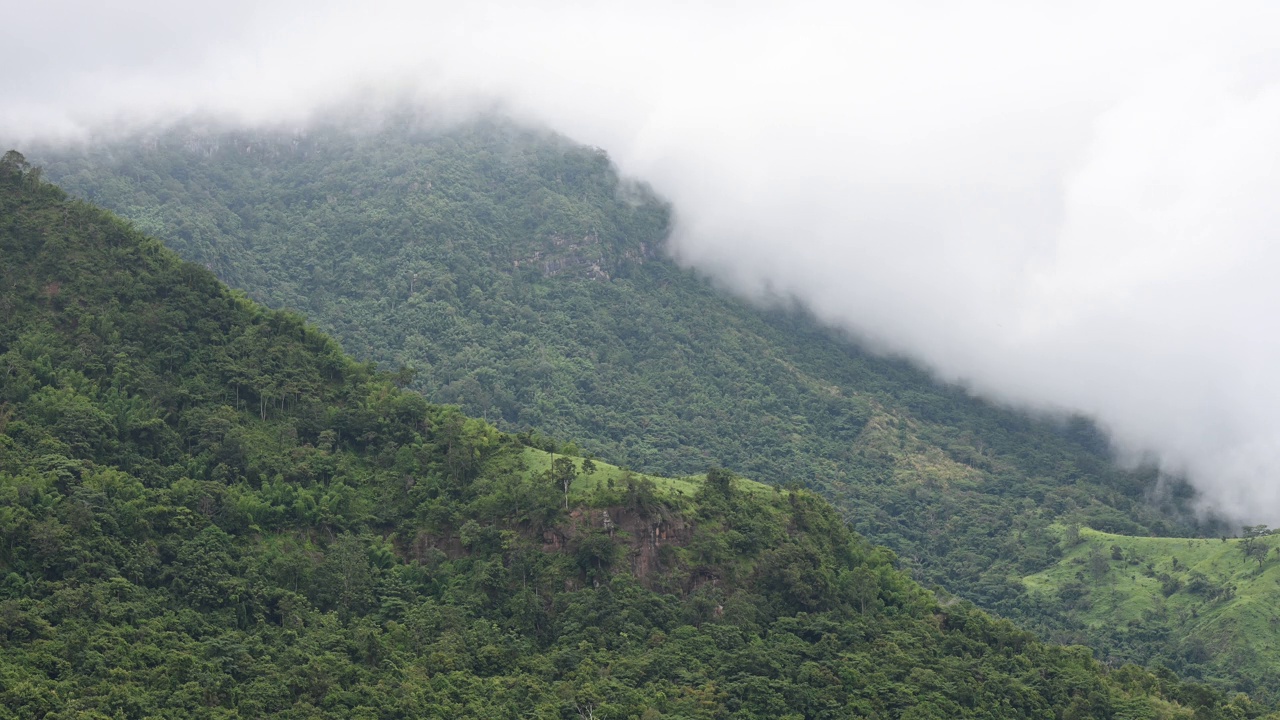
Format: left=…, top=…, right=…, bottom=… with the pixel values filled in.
left=0, top=151, right=1259, bottom=718
left=30, top=115, right=1246, bottom=689
left=32, top=118, right=1217, bottom=621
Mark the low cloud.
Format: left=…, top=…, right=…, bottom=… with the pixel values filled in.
left=8, top=1, right=1280, bottom=521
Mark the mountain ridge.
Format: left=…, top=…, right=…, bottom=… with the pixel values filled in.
left=30, top=118, right=1243, bottom=679
left=33, top=121, right=1208, bottom=486
left=2, top=149, right=1263, bottom=717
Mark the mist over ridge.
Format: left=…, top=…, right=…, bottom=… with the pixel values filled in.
left=8, top=0, right=1280, bottom=522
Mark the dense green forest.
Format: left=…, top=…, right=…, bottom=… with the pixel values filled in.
left=31, top=119, right=1229, bottom=663
left=1, top=152, right=1264, bottom=718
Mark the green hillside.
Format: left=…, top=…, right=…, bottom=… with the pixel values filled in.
left=4, top=152, right=1264, bottom=717
left=31, top=116, right=1218, bottom=625
left=1024, top=526, right=1280, bottom=699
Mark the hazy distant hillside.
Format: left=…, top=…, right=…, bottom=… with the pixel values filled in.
left=36, top=118, right=1214, bottom=638
left=4, top=152, right=1258, bottom=718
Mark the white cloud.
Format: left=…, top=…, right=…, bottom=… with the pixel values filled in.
left=7, top=0, right=1280, bottom=521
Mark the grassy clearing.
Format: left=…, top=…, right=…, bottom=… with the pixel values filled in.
left=1023, top=526, right=1280, bottom=689
left=519, top=447, right=773, bottom=502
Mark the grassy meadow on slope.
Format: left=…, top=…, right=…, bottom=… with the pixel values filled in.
left=521, top=446, right=773, bottom=501
left=1024, top=526, right=1280, bottom=699
left=3, top=152, right=1262, bottom=718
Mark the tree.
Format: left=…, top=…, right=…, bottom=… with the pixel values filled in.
left=317, top=534, right=375, bottom=617
left=392, top=365, right=418, bottom=388
left=170, top=525, right=240, bottom=609
left=705, top=467, right=735, bottom=499
left=1, top=149, right=29, bottom=177
left=1088, top=546, right=1110, bottom=582
left=1241, top=525, right=1272, bottom=569
left=847, top=566, right=881, bottom=615
left=552, top=456, right=578, bottom=509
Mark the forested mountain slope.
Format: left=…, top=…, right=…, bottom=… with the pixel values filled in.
left=32, top=119, right=1215, bottom=612
left=0, top=153, right=1259, bottom=718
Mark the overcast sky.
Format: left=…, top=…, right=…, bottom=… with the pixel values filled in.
left=6, top=0, right=1280, bottom=522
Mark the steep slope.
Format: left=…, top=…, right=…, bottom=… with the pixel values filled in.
left=32, top=118, right=1216, bottom=620
left=0, top=153, right=1263, bottom=718
left=1023, top=526, right=1280, bottom=700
